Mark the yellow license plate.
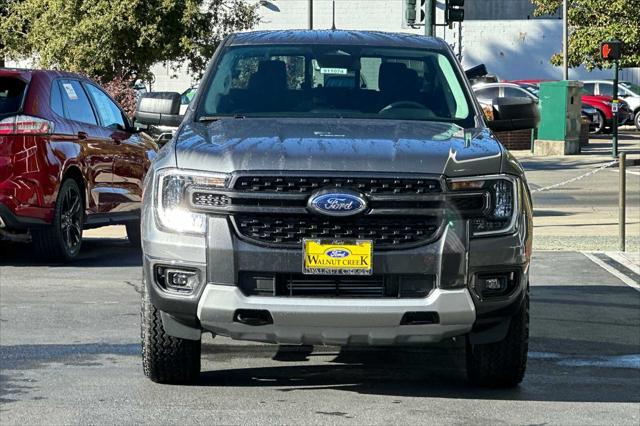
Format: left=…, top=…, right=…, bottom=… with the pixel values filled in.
left=303, top=239, right=373, bottom=275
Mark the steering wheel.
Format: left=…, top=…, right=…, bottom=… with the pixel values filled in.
left=378, top=101, right=427, bottom=114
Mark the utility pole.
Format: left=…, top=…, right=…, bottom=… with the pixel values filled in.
left=562, top=0, right=568, bottom=80
left=308, top=0, right=313, bottom=30
left=425, top=0, right=434, bottom=36
left=612, top=58, right=619, bottom=157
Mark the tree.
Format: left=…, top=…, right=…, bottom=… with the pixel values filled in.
left=532, top=0, right=640, bottom=69
left=0, top=0, right=259, bottom=80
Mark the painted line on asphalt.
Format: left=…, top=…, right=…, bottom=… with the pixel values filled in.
left=610, top=169, right=640, bottom=176
left=583, top=252, right=640, bottom=292
left=528, top=352, right=640, bottom=369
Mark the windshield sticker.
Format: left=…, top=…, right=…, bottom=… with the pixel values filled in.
left=320, top=68, right=348, bottom=75
left=62, top=83, right=78, bottom=100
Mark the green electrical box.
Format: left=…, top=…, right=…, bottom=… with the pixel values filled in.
left=534, top=80, right=583, bottom=155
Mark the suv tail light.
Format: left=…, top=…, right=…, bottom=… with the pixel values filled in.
left=0, top=115, right=54, bottom=135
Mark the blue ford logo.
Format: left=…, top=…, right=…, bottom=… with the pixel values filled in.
left=307, top=189, right=367, bottom=217
left=326, top=248, right=351, bottom=258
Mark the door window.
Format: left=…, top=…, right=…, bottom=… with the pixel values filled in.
left=503, top=87, right=530, bottom=98
left=583, top=83, right=596, bottom=95
left=474, top=87, right=499, bottom=101
left=84, top=83, right=126, bottom=129
left=59, top=80, right=98, bottom=125
left=598, top=83, right=613, bottom=96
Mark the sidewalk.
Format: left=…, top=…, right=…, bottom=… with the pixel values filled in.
left=514, top=130, right=640, bottom=252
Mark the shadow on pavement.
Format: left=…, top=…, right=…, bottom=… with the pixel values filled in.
left=197, top=284, right=639, bottom=403
left=0, top=238, right=141, bottom=267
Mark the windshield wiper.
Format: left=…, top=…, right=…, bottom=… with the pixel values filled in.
left=198, top=114, right=245, bottom=122
left=198, top=116, right=222, bottom=122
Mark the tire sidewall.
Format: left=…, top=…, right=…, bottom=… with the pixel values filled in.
left=54, top=179, right=84, bottom=261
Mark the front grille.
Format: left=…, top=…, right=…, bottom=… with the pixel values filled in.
left=234, top=176, right=442, bottom=194
left=192, top=192, right=230, bottom=208
left=234, top=214, right=440, bottom=247
left=239, top=272, right=435, bottom=298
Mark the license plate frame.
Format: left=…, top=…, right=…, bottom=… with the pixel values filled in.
left=302, top=239, right=373, bottom=275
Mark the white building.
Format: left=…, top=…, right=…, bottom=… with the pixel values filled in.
left=149, top=0, right=639, bottom=92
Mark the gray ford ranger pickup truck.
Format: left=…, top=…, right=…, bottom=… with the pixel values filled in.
left=135, top=30, right=538, bottom=387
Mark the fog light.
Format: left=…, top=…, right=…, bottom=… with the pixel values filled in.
left=155, top=266, right=199, bottom=293
left=473, top=272, right=517, bottom=299
left=484, top=278, right=502, bottom=290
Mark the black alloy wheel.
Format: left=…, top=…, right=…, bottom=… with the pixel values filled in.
left=33, top=178, right=84, bottom=262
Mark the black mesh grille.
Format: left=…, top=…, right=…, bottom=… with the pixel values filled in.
left=238, top=272, right=435, bottom=298
left=234, top=176, right=442, bottom=194
left=192, top=192, right=231, bottom=208
left=234, top=214, right=440, bottom=247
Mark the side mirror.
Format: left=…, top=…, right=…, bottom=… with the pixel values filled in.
left=135, top=92, right=183, bottom=127
left=465, top=64, right=488, bottom=81
left=486, top=97, right=540, bottom=132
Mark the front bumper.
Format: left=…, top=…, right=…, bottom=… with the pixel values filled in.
left=197, top=285, right=475, bottom=345
left=143, top=206, right=530, bottom=345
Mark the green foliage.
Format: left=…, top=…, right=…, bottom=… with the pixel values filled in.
left=0, top=0, right=259, bottom=80
left=532, top=0, right=640, bottom=69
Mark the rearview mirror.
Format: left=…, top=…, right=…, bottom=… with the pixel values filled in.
left=135, top=92, right=183, bottom=127
left=486, top=97, right=540, bottom=132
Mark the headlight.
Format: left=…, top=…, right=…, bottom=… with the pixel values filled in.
left=155, top=169, right=228, bottom=235
left=448, top=175, right=518, bottom=237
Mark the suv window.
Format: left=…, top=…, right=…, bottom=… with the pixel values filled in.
left=202, top=45, right=473, bottom=126
left=598, top=83, right=613, bottom=96
left=0, top=77, right=27, bottom=115
left=84, top=83, right=126, bottom=129
left=59, top=79, right=98, bottom=125
left=474, top=87, right=499, bottom=101
left=583, top=83, right=596, bottom=95
left=503, top=87, right=529, bottom=98
left=50, top=81, right=64, bottom=117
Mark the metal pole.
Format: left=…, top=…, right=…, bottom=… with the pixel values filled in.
left=619, top=152, right=626, bottom=252
left=425, top=0, right=434, bottom=36
left=612, top=60, right=619, bottom=157
left=308, top=0, right=313, bottom=30
left=562, top=0, right=568, bottom=80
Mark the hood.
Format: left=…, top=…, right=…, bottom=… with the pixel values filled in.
left=582, top=94, right=613, bottom=103
left=173, top=118, right=504, bottom=177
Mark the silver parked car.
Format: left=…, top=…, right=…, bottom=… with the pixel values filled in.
left=135, top=30, right=539, bottom=387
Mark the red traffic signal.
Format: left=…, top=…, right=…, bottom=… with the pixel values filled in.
left=600, top=40, right=622, bottom=60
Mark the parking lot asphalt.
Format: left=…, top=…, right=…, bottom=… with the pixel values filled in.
left=1, top=239, right=639, bottom=425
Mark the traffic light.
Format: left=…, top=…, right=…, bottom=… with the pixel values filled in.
left=405, top=0, right=417, bottom=24
left=445, top=0, right=465, bottom=24
left=404, top=0, right=426, bottom=26
left=600, top=40, right=622, bottom=60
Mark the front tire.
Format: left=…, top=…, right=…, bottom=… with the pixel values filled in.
left=634, top=110, right=640, bottom=131
left=126, top=221, right=141, bottom=247
left=465, top=292, right=529, bottom=388
left=141, top=282, right=201, bottom=384
left=32, top=178, right=84, bottom=262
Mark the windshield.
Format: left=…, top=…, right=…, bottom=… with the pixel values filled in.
left=199, top=45, right=474, bottom=126
left=0, top=77, right=27, bottom=116
left=620, top=82, right=640, bottom=95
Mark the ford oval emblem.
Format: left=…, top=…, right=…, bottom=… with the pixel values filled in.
left=326, top=248, right=351, bottom=258
left=307, top=189, right=368, bottom=217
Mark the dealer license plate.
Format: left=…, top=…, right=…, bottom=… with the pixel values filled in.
left=303, top=239, right=373, bottom=275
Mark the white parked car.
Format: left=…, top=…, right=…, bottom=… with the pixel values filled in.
left=583, top=80, right=640, bottom=130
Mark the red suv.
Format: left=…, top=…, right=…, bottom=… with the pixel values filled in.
left=0, top=69, right=158, bottom=261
